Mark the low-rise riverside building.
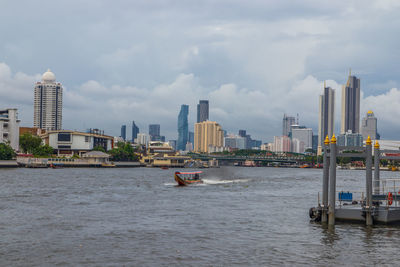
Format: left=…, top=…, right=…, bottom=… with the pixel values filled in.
left=0, top=108, right=20, bottom=151
left=40, top=129, right=113, bottom=156
left=140, top=141, right=190, bottom=167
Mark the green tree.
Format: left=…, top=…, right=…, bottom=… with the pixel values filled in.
left=33, top=144, right=54, bottom=157
left=19, top=133, right=42, bottom=154
left=0, top=143, right=16, bottom=160
left=108, top=142, right=138, bottom=161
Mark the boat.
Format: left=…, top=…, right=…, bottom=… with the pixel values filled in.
left=174, top=171, right=203, bottom=186
left=49, top=163, right=64, bottom=169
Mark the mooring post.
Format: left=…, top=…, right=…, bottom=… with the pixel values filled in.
left=328, top=134, right=337, bottom=226
left=365, top=136, right=373, bottom=226
left=321, top=135, right=330, bottom=223
left=374, top=141, right=380, bottom=195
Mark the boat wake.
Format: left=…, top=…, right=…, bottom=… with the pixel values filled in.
left=202, top=178, right=250, bottom=185
left=165, top=178, right=250, bottom=186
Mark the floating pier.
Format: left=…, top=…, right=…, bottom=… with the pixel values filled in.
left=310, top=135, right=400, bottom=225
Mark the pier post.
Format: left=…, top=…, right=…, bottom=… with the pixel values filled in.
left=328, top=134, right=337, bottom=226
left=321, top=135, right=330, bottom=223
left=365, top=136, right=373, bottom=226
left=374, top=141, right=380, bottom=195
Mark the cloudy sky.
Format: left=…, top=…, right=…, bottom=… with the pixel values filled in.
left=1, top=0, right=400, bottom=142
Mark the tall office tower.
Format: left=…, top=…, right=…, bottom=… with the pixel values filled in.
left=238, top=130, right=246, bottom=137
left=194, top=121, right=224, bottom=153
left=361, top=111, right=378, bottom=140
left=189, top=131, right=194, bottom=144
left=121, top=125, right=126, bottom=141
left=341, top=71, right=360, bottom=134
left=149, top=124, right=161, bottom=141
left=131, top=121, right=139, bottom=142
left=197, top=100, right=209, bottom=123
left=318, top=86, right=335, bottom=155
left=177, top=104, right=189, bottom=151
left=34, top=69, right=63, bottom=130
left=282, top=114, right=296, bottom=136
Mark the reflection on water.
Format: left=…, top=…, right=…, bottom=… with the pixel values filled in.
left=0, top=167, right=400, bottom=265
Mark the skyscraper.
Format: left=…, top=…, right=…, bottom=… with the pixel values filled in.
left=341, top=71, right=360, bottom=134
left=149, top=124, right=160, bottom=141
left=34, top=69, right=63, bottom=130
left=121, top=125, right=126, bottom=141
left=197, top=100, right=209, bottom=123
left=361, top=110, right=378, bottom=140
left=282, top=114, right=296, bottom=136
left=318, top=85, right=335, bottom=155
left=132, top=121, right=139, bottom=142
left=177, top=104, right=189, bottom=151
left=189, top=131, right=194, bottom=144
left=194, top=121, right=224, bottom=153
left=238, top=130, right=246, bottom=137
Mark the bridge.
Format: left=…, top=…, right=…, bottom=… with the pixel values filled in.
left=188, top=152, right=307, bottom=164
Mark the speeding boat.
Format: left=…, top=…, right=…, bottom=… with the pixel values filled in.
left=174, top=171, right=203, bottom=186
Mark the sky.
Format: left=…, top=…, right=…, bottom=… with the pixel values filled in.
left=1, top=0, right=400, bottom=142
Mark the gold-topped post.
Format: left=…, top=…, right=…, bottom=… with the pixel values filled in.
left=330, top=134, right=336, bottom=144
left=366, top=135, right=372, bottom=146
left=324, top=135, right=330, bottom=145
left=328, top=133, right=337, bottom=225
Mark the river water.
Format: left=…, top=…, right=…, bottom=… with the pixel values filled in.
left=1, top=167, right=400, bottom=266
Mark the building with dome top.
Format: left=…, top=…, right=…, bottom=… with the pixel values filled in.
left=33, top=69, right=63, bottom=130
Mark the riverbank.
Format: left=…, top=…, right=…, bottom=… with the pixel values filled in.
left=0, top=160, right=18, bottom=168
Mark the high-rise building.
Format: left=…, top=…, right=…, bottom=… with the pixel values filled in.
left=273, top=136, right=291, bottom=152
left=0, top=108, right=20, bottom=150
left=291, top=127, right=313, bottom=153
left=194, top=121, right=224, bottom=153
left=149, top=124, right=160, bottom=141
left=121, top=125, right=126, bottom=141
left=238, top=130, right=246, bottom=137
left=189, top=131, right=194, bottom=144
left=34, top=69, right=63, bottom=130
left=224, top=134, right=246, bottom=150
left=312, top=135, right=318, bottom=152
left=136, top=133, right=150, bottom=147
left=131, top=121, right=139, bottom=142
left=337, top=131, right=363, bottom=147
left=361, top=111, right=378, bottom=140
left=197, top=100, right=209, bottom=123
left=318, top=86, right=335, bottom=155
left=177, top=104, right=189, bottom=151
left=282, top=114, right=296, bottom=136
left=341, top=71, right=360, bottom=134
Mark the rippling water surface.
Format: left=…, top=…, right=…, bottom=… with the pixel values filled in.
left=1, top=167, right=400, bottom=266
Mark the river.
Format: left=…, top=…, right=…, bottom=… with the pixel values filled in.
left=1, top=167, right=400, bottom=266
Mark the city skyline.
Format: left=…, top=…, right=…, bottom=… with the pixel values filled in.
left=2, top=2, right=400, bottom=141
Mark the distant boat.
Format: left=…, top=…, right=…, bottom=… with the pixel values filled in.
left=174, top=171, right=203, bottom=186
left=49, top=163, right=64, bottom=169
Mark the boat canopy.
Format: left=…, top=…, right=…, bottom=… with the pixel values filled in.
left=175, top=171, right=203, bottom=174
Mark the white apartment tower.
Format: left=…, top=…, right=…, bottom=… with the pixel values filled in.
left=34, top=69, right=63, bottom=130
left=0, top=108, right=20, bottom=150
